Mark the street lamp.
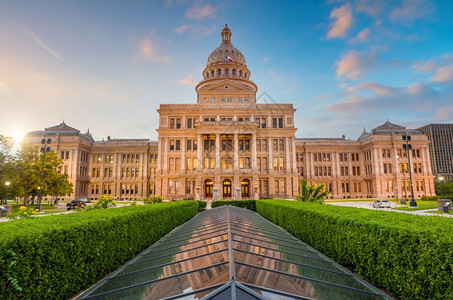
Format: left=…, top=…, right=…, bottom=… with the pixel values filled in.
left=439, top=176, right=445, bottom=199
left=36, top=138, right=51, bottom=211
left=402, top=133, right=417, bottom=207
left=4, top=181, right=10, bottom=205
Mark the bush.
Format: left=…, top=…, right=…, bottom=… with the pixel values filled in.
left=211, top=200, right=256, bottom=211
left=197, top=200, right=207, bottom=211
left=91, top=195, right=116, bottom=209
left=256, top=200, right=453, bottom=300
left=0, top=201, right=198, bottom=299
left=421, top=195, right=440, bottom=201
left=142, top=196, right=163, bottom=204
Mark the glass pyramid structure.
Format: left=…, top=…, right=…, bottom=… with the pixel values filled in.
left=77, top=205, right=393, bottom=299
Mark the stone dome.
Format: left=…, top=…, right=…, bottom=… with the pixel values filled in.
left=207, top=25, right=246, bottom=66
left=202, top=24, right=251, bottom=81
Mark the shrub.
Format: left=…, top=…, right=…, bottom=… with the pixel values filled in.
left=295, top=178, right=330, bottom=203
left=197, top=200, right=207, bottom=211
left=421, top=195, right=440, bottom=201
left=91, top=195, right=116, bottom=209
left=256, top=200, right=453, bottom=300
left=211, top=200, right=256, bottom=211
left=0, top=201, right=198, bottom=299
left=142, top=196, right=163, bottom=204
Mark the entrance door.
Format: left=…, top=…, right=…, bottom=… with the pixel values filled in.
left=223, top=179, right=232, bottom=198
left=241, top=179, right=250, bottom=198
left=205, top=179, right=213, bottom=198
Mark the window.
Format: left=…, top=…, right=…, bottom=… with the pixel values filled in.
left=256, top=139, right=261, bottom=151
left=187, top=118, right=193, bottom=129
left=279, top=139, right=284, bottom=151
left=176, top=140, right=180, bottom=151
left=187, top=140, right=192, bottom=151
left=273, top=139, right=278, bottom=151
left=169, top=140, right=175, bottom=151
left=262, top=139, right=267, bottom=151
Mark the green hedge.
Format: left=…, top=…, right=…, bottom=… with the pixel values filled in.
left=421, top=195, right=440, bottom=201
left=0, top=201, right=198, bottom=300
left=196, top=200, right=207, bottom=211
left=256, top=200, right=453, bottom=300
left=211, top=200, right=256, bottom=211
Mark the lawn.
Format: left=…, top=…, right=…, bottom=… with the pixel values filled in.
left=393, top=200, right=438, bottom=211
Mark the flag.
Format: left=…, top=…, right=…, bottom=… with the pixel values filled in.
left=226, top=56, right=233, bottom=63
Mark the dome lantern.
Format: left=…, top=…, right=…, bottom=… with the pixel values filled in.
left=221, top=24, right=232, bottom=45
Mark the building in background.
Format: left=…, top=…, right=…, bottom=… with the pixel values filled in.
left=417, top=123, right=453, bottom=182
left=23, top=25, right=436, bottom=200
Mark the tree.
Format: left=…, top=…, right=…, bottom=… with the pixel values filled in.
left=0, top=135, right=16, bottom=199
left=296, top=178, right=330, bottom=204
left=435, top=179, right=453, bottom=199
left=13, top=144, right=73, bottom=205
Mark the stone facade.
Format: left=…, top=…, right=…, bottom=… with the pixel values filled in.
left=23, top=25, right=436, bottom=200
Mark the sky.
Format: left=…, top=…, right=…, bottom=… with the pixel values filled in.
left=1, top=0, right=453, bottom=145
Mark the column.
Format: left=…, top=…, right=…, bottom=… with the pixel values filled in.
left=215, top=133, right=220, bottom=170
left=156, top=138, right=162, bottom=173
left=285, top=137, right=291, bottom=171
left=163, top=137, right=168, bottom=172
left=292, top=138, right=297, bottom=173
left=197, top=134, right=202, bottom=170
left=234, top=133, right=239, bottom=170
left=252, top=133, right=257, bottom=170
left=268, top=138, right=273, bottom=173
left=181, top=138, right=186, bottom=173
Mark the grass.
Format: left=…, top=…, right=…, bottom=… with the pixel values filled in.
left=393, top=201, right=438, bottom=211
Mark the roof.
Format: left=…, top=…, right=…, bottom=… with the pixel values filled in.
left=24, top=122, right=94, bottom=142
left=358, top=121, right=424, bottom=141
left=76, top=206, right=392, bottom=299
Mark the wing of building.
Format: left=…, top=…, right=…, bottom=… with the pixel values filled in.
left=23, top=25, right=436, bottom=201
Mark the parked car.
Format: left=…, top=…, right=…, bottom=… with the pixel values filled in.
left=372, top=200, right=391, bottom=208
left=67, top=200, right=86, bottom=210
left=79, top=197, right=90, bottom=203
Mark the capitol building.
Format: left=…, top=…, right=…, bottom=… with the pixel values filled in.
left=24, top=25, right=436, bottom=201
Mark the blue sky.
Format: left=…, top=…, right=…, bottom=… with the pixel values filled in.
left=1, top=0, right=453, bottom=144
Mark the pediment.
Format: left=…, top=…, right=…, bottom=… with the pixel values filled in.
left=198, top=79, right=255, bottom=92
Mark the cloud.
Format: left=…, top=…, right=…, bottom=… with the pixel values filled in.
left=139, top=37, right=170, bottom=62
left=327, top=81, right=442, bottom=115
left=349, top=28, right=370, bottom=43
left=327, top=4, right=353, bottom=39
left=27, top=29, right=61, bottom=59
left=413, top=54, right=453, bottom=73
left=432, top=105, right=453, bottom=121
left=432, top=65, right=453, bottom=83
left=268, top=69, right=281, bottom=82
left=174, top=24, right=190, bottom=34
left=355, top=0, right=387, bottom=15
left=389, top=0, right=435, bottom=22
left=179, top=77, right=197, bottom=85
left=316, top=94, right=333, bottom=101
left=344, top=81, right=398, bottom=95
left=186, top=3, right=216, bottom=19
left=263, top=56, right=270, bottom=63
left=336, top=50, right=370, bottom=79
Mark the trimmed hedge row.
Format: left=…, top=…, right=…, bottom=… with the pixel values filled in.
left=256, top=200, right=453, bottom=300
left=211, top=200, right=256, bottom=211
left=0, top=201, right=198, bottom=300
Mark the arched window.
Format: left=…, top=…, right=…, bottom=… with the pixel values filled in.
left=223, top=179, right=232, bottom=198
left=217, top=69, right=222, bottom=76
left=211, top=70, right=214, bottom=78
left=241, top=179, right=250, bottom=198
left=225, top=68, right=229, bottom=76
left=232, top=69, right=236, bottom=76
left=204, top=179, right=213, bottom=198
left=239, top=70, right=243, bottom=77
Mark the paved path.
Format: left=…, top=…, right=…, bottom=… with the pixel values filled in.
left=326, top=201, right=453, bottom=218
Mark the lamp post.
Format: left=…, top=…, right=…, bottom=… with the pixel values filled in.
left=36, top=138, right=51, bottom=211
left=4, top=181, right=10, bottom=205
left=439, top=176, right=445, bottom=199
left=402, top=133, right=417, bottom=207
